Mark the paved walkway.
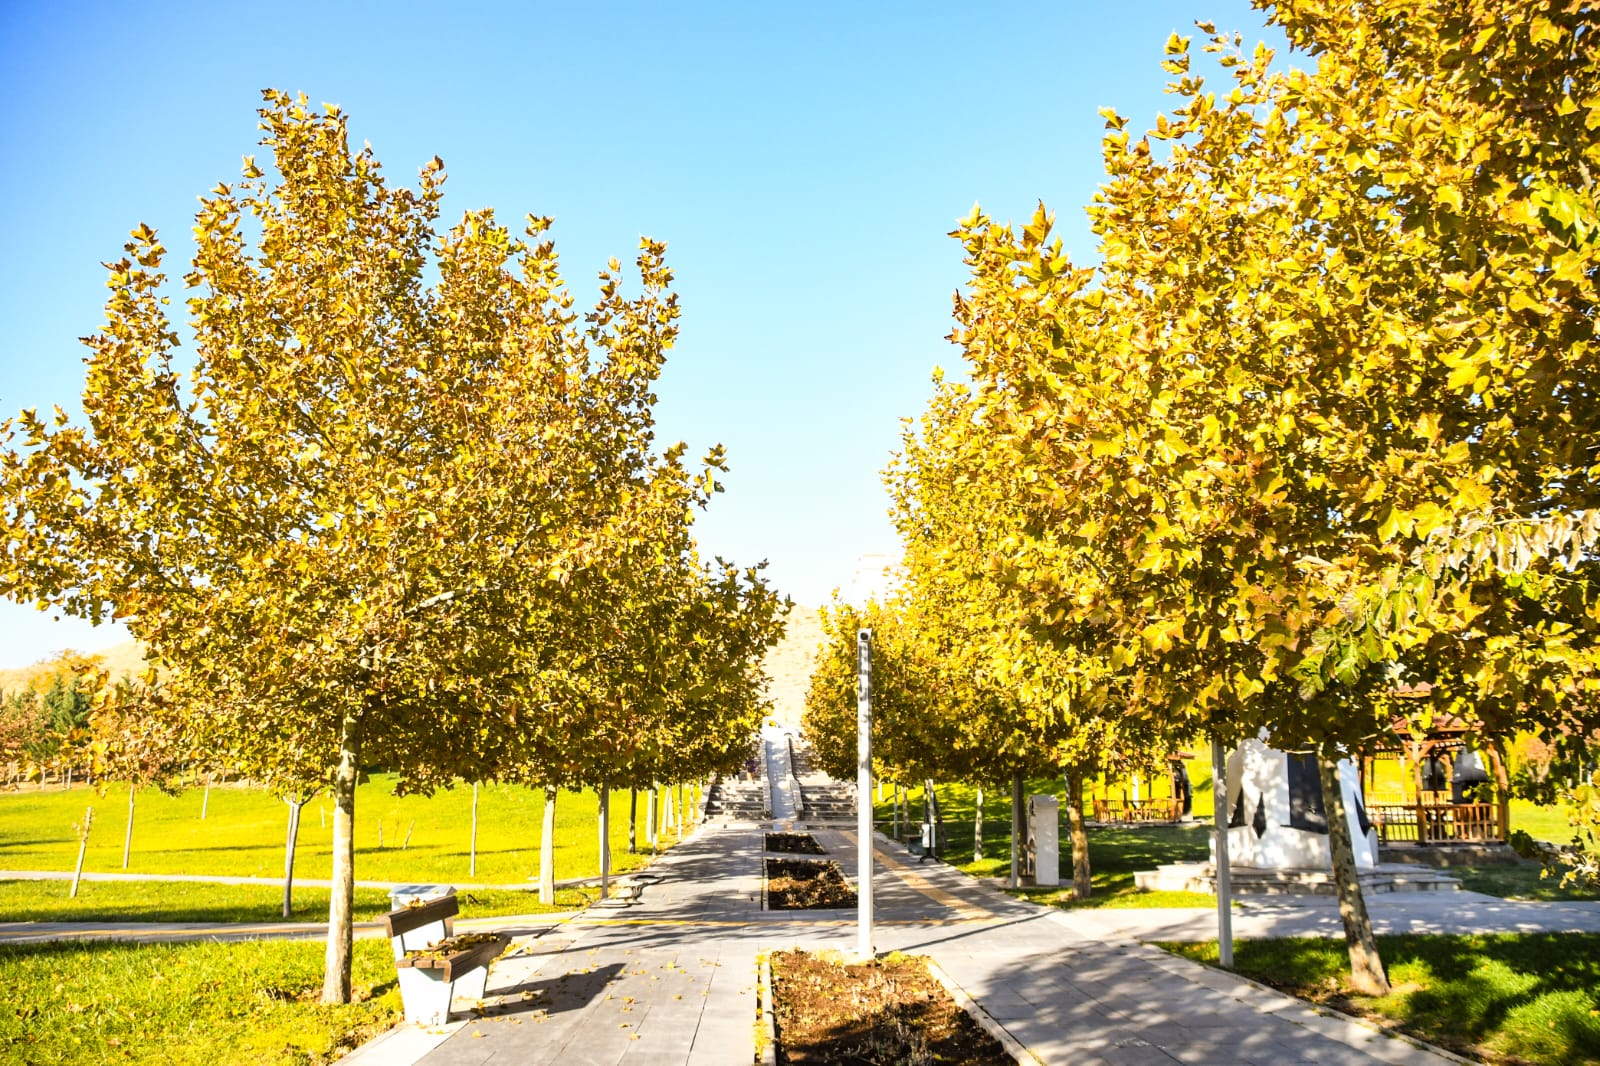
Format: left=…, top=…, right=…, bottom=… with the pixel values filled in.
left=342, top=721, right=1599, bottom=1066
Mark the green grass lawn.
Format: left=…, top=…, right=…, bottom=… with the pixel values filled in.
left=875, top=779, right=1593, bottom=907
left=1451, top=862, right=1600, bottom=902
left=0, top=936, right=401, bottom=1065
left=0, top=879, right=599, bottom=923
left=1161, top=933, right=1600, bottom=1066
left=876, top=780, right=1217, bottom=907
left=0, top=775, right=694, bottom=888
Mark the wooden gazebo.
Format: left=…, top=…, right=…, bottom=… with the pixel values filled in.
left=1359, top=710, right=1511, bottom=846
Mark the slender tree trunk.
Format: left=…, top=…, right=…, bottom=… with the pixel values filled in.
left=646, top=786, right=658, bottom=851
left=70, top=806, right=92, bottom=899
left=1318, top=745, right=1389, bottom=995
left=973, top=787, right=984, bottom=863
left=321, top=711, right=360, bottom=1005
left=677, top=783, right=685, bottom=835
left=283, top=798, right=304, bottom=919
left=122, top=784, right=136, bottom=869
left=892, top=782, right=901, bottom=841
left=201, top=784, right=209, bottom=820
left=628, top=787, right=638, bottom=854
left=598, top=785, right=611, bottom=900
left=539, top=785, right=557, bottom=905
left=1066, top=770, right=1091, bottom=900
left=470, top=783, right=479, bottom=878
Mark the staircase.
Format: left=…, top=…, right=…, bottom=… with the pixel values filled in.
left=704, top=755, right=769, bottom=821
left=789, top=739, right=857, bottom=825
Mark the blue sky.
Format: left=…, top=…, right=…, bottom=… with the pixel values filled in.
left=0, top=1, right=1285, bottom=668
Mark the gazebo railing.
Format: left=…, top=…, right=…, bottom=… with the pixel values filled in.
left=1092, top=798, right=1184, bottom=824
left=1369, top=802, right=1502, bottom=844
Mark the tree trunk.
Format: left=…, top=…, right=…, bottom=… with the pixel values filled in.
left=201, top=784, right=209, bottom=820
left=122, top=784, right=136, bottom=869
left=321, top=711, right=360, bottom=1005
left=538, top=785, right=557, bottom=905
left=892, top=782, right=901, bottom=841
left=646, top=786, right=658, bottom=851
left=628, top=787, right=638, bottom=854
left=598, top=785, right=611, bottom=900
left=973, top=787, right=984, bottom=863
left=470, top=783, right=479, bottom=878
left=677, top=783, right=685, bottom=835
left=70, top=806, right=92, bottom=899
left=1318, top=745, right=1389, bottom=995
left=1066, top=770, right=1091, bottom=900
left=283, top=798, right=304, bottom=919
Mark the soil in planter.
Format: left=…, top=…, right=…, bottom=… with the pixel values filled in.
left=770, top=950, right=1010, bottom=1066
left=766, top=832, right=826, bottom=855
left=766, top=858, right=857, bottom=909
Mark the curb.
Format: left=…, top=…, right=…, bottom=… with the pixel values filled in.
left=1123, top=936, right=1472, bottom=1066
left=756, top=954, right=777, bottom=1066
left=923, top=957, right=1041, bottom=1066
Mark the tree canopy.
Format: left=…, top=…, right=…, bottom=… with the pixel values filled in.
left=1, top=90, right=782, bottom=1001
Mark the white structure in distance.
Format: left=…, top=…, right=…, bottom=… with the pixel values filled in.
left=1214, top=736, right=1379, bottom=870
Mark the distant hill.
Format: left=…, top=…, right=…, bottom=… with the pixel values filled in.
left=0, top=640, right=148, bottom=693
left=763, top=605, right=825, bottom=730
left=0, top=618, right=830, bottom=723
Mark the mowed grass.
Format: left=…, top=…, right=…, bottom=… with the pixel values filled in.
left=874, top=779, right=1591, bottom=906
left=0, top=775, right=695, bottom=885
left=0, top=936, right=401, bottom=1065
left=876, top=780, right=1217, bottom=908
left=0, top=879, right=599, bottom=923
left=1162, top=933, right=1600, bottom=1066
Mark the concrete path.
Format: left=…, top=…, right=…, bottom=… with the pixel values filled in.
left=340, top=732, right=1568, bottom=1066
left=1047, top=891, right=1600, bottom=943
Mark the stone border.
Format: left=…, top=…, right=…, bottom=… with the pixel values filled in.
left=1115, top=934, right=1474, bottom=1066
left=922, top=957, right=1040, bottom=1065
left=756, top=954, right=778, bottom=1066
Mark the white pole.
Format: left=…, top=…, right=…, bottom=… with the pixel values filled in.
left=470, top=783, right=479, bottom=878
left=856, top=629, right=874, bottom=960
left=1212, top=738, right=1234, bottom=968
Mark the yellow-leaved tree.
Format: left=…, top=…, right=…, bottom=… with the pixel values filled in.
left=0, top=91, right=742, bottom=1002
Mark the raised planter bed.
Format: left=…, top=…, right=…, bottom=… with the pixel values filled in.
left=765, top=858, right=856, bottom=909
left=768, top=950, right=1011, bottom=1065
left=765, top=831, right=826, bottom=855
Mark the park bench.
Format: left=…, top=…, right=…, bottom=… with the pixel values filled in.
left=382, top=891, right=509, bottom=1026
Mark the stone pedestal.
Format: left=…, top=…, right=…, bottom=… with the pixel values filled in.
left=1027, top=794, right=1060, bottom=887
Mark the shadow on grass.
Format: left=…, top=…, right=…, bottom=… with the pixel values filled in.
left=1163, top=933, right=1600, bottom=1066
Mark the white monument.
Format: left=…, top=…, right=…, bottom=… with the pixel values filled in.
left=1026, top=794, right=1060, bottom=886
left=1213, top=736, right=1378, bottom=870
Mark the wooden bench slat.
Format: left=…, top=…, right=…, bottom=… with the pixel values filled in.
left=382, top=893, right=459, bottom=938
left=396, top=934, right=510, bottom=983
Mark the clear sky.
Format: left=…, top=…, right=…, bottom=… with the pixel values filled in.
left=0, top=1, right=1286, bottom=669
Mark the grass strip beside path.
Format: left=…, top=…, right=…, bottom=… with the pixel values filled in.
left=0, top=879, right=597, bottom=924
left=0, top=936, right=402, bottom=1065
left=1160, top=933, right=1600, bottom=1066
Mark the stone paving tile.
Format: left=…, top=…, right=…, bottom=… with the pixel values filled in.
left=385, top=738, right=1481, bottom=1066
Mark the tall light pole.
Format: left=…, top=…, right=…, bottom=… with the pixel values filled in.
left=1212, top=738, right=1233, bottom=968
left=857, top=628, right=874, bottom=960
